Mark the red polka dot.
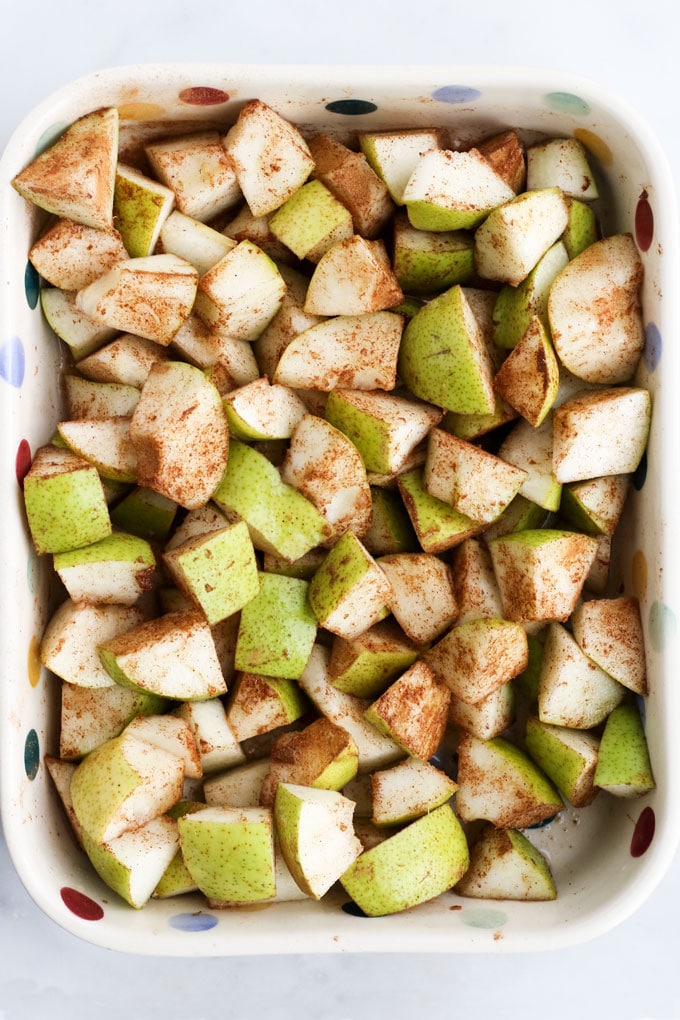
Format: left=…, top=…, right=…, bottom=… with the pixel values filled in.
left=15, top=439, right=31, bottom=487
left=630, top=806, right=655, bottom=857
left=178, top=86, right=229, bottom=106
left=635, top=192, right=654, bottom=252
left=60, top=886, right=104, bottom=921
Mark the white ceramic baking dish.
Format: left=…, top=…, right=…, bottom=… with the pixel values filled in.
left=1, top=64, right=678, bottom=954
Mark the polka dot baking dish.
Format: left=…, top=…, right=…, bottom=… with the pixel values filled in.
left=1, top=65, right=678, bottom=954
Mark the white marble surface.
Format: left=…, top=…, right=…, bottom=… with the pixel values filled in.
left=2, top=1, right=680, bottom=1017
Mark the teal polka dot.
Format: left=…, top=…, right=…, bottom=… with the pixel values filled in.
left=34, top=122, right=68, bottom=157
left=544, top=92, right=590, bottom=116
left=648, top=601, right=677, bottom=653
left=461, top=907, right=508, bottom=929
left=24, top=729, right=40, bottom=780
left=325, top=99, right=377, bottom=116
left=24, top=261, right=40, bottom=309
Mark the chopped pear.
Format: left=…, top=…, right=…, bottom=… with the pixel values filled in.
left=269, top=180, right=354, bottom=262
left=377, top=552, right=458, bottom=644
left=371, top=757, right=457, bottom=827
left=212, top=439, right=332, bottom=561
left=273, top=312, right=403, bottom=392
left=397, top=468, right=483, bottom=554
left=526, top=137, right=598, bottom=200
left=340, top=803, right=469, bottom=916
left=363, top=487, right=418, bottom=557
left=448, top=682, right=515, bottom=741
left=53, top=532, right=155, bottom=605
left=309, top=132, right=394, bottom=238
left=225, top=672, right=309, bottom=742
left=203, top=759, right=269, bottom=808
left=308, top=532, right=392, bottom=640
left=223, top=377, right=307, bottom=441
left=328, top=619, right=419, bottom=699
left=22, top=445, right=111, bottom=555
left=29, top=219, right=127, bottom=291
left=493, top=317, right=560, bottom=427
left=173, top=698, right=245, bottom=774
left=424, top=428, right=527, bottom=522
left=571, top=597, right=647, bottom=695
left=280, top=414, right=372, bottom=542
left=426, top=618, right=528, bottom=705
left=178, top=806, right=276, bottom=902
left=537, top=623, right=626, bottom=728
left=399, top=285, right=496, bottom=413
left=492, top=240, right=569, bottom=350
left=455, top=733, right=562, bottom=827
left=325, top=388, right=442, bottom=475
left=57, top=416, right=137, bottom=483
left=223, top=99, right=314, bottom=217
left=477, top=129, right=526, bottom=192
left=110, top=486, right=178, bottom=543
left=63, top=377, right=140, bottom=420
left=488, top=529, right=599, bottom=622
left=594, top=704, right=655, bottom=797
left=253, top=264, right=324, bottom=379
left=497, top=417, right=561, bottom=511
left=113, top=163, right=175, bottom=258
left=145, top=130, right=241, bottom=222
left=392, top=212, right=474, bottom=293
left=194, top=239, right=286, bottom=340
left=525, top=716, right=600, bottom=807
left=45, top=756, right=83, bottom=845
left=552, top=387, right=651, bottom=483
left=274, top=784, right=362, bottom=899
left=59, top=683, right=166, bottom=761
left=358, top=127, right=445, bottom=204
left=83, top=814, right=180, bottom=909
left=235, top=572, right=317, bottom=679
left=456, top=824, right=556, bottom=901
left=40, top=600, right=144, bottom=689
left=559, top=475, right=630, bottom=536
left=403, top=148, right=515, bottom=231
left=12, top=107, right=118, bottom=228
left=364, top=660, right=450, bottom=761
left=124, top=714, right=201, bottom=779
left=450, top=538, right=504, bottom=623
left=562, top=197, right=598, bottom=259
left=475, top=188, right=569, bottom=286
left=98, top=610, right=227, bottom=701
left=40, top=287, right=117, bottom=361
left=76, top=333, right=167, bottom=387
left=260, top=717, right=360, bottom=806
left=549, top=234, right=644, bottom=384
left=130, top=360, right=229, bottom=510
left=305, top=236, right=403, bottom=315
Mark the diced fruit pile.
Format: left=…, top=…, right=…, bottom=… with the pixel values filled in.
left=14, top=100, right=654, bottom=916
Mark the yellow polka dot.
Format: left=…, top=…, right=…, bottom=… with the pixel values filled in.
left=117, top=102, right=166, bottom=121
left=27, top=636, right=42, bottom=688
left=574, top=128, right=613, bottom=166
left=632, top=549, right=648, bottom=600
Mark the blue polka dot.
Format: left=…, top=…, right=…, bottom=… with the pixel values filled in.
left=632, top=450, right=648, bottom=491
left=325, top=99, right=377, bottom=116
left=0, top=336, right=25, bottom=388
left=643, top=322, right=662, bottom=372
left=169, top=912, right=219, bottom=932
left=24, top=262, right=40, bottom=310
left=526, top=814, right=558, bottom=829
left=544, top=92, right=590, bottom=116
left=24, top=729, right=40, bottom=780
left=432, top=85, right=481, bottom=104
left=461, top=907, right=508, bottom=929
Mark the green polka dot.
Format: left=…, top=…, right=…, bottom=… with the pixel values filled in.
left=24, top=729, right=40, bottom=780
left=648, top=601, right=677, bottom=653
left=461, top=907, right=508, bottom=929
left=544, top=92, right=590, bottom=116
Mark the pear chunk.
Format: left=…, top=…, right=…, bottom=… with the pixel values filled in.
left=493, top=317, right=560, bottom=427
left=304, top=236, right=403, bottom=315
left=40, top=600, right=144, bottom=689
left=537, top=623, right=626, bottom=728
left=456, top=824, right=556, bottom=901
left=552, top=387, right=651, bottom=483
left=594, top=704, right=655, bottom=797
left=308, top=532, right=392, bottom=640
left=194, top=239, right=286, bottom=340
left=475, top=188, right=569, bottom=286
left=525, top=716, right=600, bottom=807
left=309, top=133, right=394, bottom=238
left=571, top=597, right=647, bottom=695
left=269, top=180, right=354, bottom=262
left=403, top=148, right=515, bottom=231
left=328, top=619, right=419, bottom=699
left=235, top=571, right=317, bottom=679
left=113, top=163, right=175, bottom=258
left=371, top=757, right=457, bottom=827
left=527, top=137, right=598, bottom=200
left=426, top=617, right=527, bottom=705
left=424, top=429, right=527, bottom=522
left=29, top=219, right=127, bottom=291
left=83, top=814, right=180, bottom=909
left=178, top=806, right=276, bottom=903
left=12, top=107, right=118, bottom=228
left=146, top=131, right=241, bottom=222
left=225, top=672, right=309, bottom=742
left=377, top=552, right=458, bottom=645
left=260, top=717, right=360, bottom=806
left=365, top=660, right=450, bottom=761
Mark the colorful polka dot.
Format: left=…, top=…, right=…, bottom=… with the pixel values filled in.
left=630, top=806, right=655, bottom=857
left=635, top=192, right=654, bottom=252
left=24, top=261, right=40, bottom=309
left=432, top=85, right=481, bottom=104
left=24, top=729, right=40, bottom=780
left=632, top=451, right=648, bottom=491
left=573, top=127, right=613, bottom=166
left=325, top=99, right=378, bottom=116
left=179, top=87, right=230, bottom=106
left=0, top=335, right=26, bottom=388
left=544, top=92, right=590, bottom=116
left=60, top=886, right=104, bottom=921
left=644, top=322, right=662, bottom=372
left=648, top=600, right=677, bottom=653
left=117, top=101, right=166, bottom=121
left=461, top=907, right=508, bottom=929
left=34, top=122, right=68, bottom=157
left=27, top=636, right=42, bottom=688
left=526, top=814, right=558, bottom=829
left=632, top=549, right=648, bottom=601
left=15, top=438, right=32, bottom=486
left=169, top=911, right=219, bottom=932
